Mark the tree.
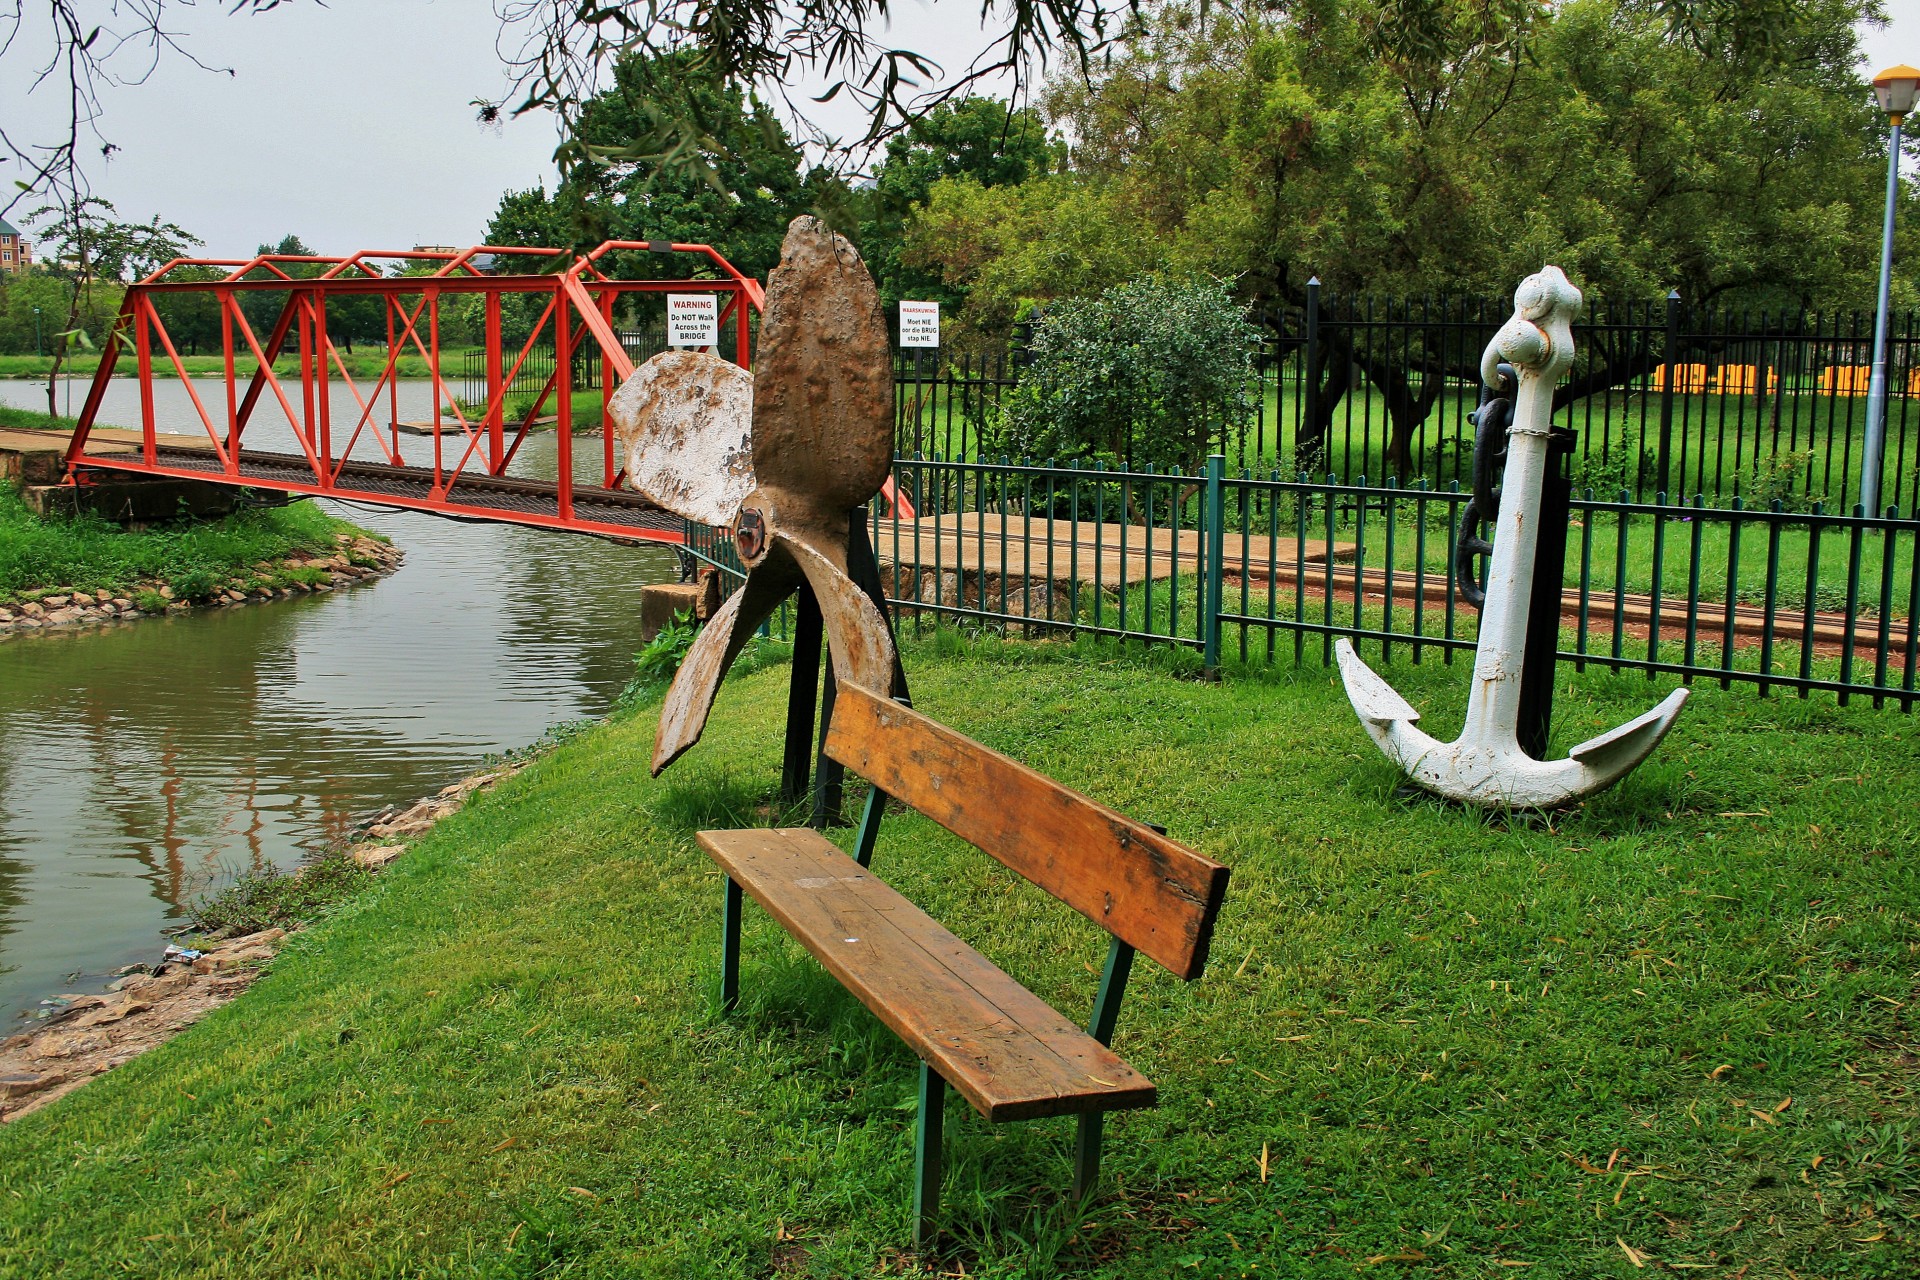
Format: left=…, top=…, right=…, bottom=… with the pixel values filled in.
left=909, top=0, right=1906, bottom=476
left=490, top=0, right=1136, bottom=185
left=856, top=97, right=1061, bottom=313
left=5, top=0, right=1127, bottom=278
left=24, top=198, right=200, bottom=415
left=0, top=270, right=95, bottom=357
left=485, top=51, right=826, bottom=328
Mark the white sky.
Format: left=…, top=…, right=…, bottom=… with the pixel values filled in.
left=3, top=0, right=1918, bottom=260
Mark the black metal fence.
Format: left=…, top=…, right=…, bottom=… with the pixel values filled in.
left=686, top=455, right=1920, bottom=711
left=893, top=291, right=1920, bottom=514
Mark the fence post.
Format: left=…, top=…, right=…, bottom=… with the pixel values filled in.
left=1204, top=453, right=1226, bottom=677
left=1301, top=278, right=1322, bottom=467
left=1658, top=289, right=1681, bottom=499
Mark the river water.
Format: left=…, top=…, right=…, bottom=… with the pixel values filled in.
left=0, top=378, right=678, bottom=1021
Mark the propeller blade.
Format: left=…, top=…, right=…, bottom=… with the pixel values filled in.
left=781, top=528, right=896, bottom=693
left=607, top=350, right=755, bottom=527
left=750, top=216, right=893, bottom=513
left=652, top=555, right=802, bottom=776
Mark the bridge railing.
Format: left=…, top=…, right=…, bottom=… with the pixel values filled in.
left=58, top=242, right=761, bottom=543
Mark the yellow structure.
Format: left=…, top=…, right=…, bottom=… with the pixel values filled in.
left=1822, top=365, right=1873, bottom=396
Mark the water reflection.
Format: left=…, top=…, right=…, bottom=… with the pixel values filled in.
left=0, top=379, right=678, bottom=1019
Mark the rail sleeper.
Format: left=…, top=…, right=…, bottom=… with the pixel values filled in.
left=696, top=682, right=1231, bottom=1248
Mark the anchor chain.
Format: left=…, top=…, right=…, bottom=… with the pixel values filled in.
left=1452, top=362, right=1517, bottom=610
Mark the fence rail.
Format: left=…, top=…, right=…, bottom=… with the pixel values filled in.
left=687, top=455, right=1920, bottom=712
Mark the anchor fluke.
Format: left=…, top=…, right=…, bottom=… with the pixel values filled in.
left=1334, top=265, right=1686, bottom=810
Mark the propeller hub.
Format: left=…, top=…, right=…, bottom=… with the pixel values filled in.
left=733, top=505, right=769, bottom=566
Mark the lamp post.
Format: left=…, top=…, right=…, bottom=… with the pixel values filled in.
left=32, top=306, right=41, bottom=357
left=1862, top=64, right=1920, bottom=515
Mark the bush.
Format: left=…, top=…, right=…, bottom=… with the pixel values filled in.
left=190, top=852, right=369, bottom=935
left=993, top=275, right=1260, bottom=473
left=1571, top=445, right=1656, bottom=498
left=1743, top=447, right=1817, bottom=512
left=619, top=612, right=699, bottom=703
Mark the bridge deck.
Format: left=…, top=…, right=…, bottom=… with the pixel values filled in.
left=26, top=427, right=682, bottom=542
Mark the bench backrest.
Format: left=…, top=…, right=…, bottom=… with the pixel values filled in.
left=824, top=683, right=1230, bottom=981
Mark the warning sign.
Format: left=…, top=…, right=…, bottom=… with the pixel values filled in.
left=667, top=294, right=719, bottom=347
left=899, top=300, right=940, bottom=348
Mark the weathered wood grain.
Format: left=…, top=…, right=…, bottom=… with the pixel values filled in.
left=822, top=683, right=1230, bottom=981
left=699, top=826, right=1157, bottom=1121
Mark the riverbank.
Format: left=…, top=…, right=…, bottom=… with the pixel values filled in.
left=0, top=637, right=1912, bottom=1276
left=0, top=520, right=402, bottom=632
left=1, top=404, right=400, bottom=623
left=0, top=489, right=401, bottom=629
left=0, top=760, right=524, bottom=1122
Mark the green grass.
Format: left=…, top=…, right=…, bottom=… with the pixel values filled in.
left=191, top=852, right=373, bottom=936
left=0, top=635, right=1913, bottom=1277
left=0, top=484, right=369, bottom=604
left=0, top=349, right=471, bottom=382
left=0, top=406, right=378, bottom=602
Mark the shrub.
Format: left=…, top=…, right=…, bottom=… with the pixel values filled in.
left=1571, top=445, right=1657, bottom=498
left=621, top=611, right=699, bottom=703
left=993, top=275, right=1260, bottom=474
left=1742, top=448, right=1817, bottom=512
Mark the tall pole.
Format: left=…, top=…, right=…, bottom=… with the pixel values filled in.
left=1862, top=115, right=1903, bottom=515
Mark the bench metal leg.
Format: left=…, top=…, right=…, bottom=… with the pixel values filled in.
left=853, top=784, right=885, bottom=868
left=721, top=877, right=743, bottom=1013
left=1074, top=1111, right=1104, bottom=1202
left=915, top=1062, right=945, bottom=1251
left=1074, top=934, right=1136, bottom=1203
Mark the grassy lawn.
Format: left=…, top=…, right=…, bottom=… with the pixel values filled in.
left=0, top=635, right=1913, bottom=1277
left=1, top=406, right=374, bottom=604
left=0, top=349, right=471, bottom=383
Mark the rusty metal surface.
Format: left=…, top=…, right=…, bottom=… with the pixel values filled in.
left=609, top=350, right=755, bottom=527
left=648, top=216, right=902, bottom=776
left=652, top=552, right=803, bottom=775
left=748, top=216, right=893, bottom=514
left=785, top=533, right=894, bottom=692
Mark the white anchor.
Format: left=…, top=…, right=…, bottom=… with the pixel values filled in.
left=1334, top=266, right=1689, bottom=809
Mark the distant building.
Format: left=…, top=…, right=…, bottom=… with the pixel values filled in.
left=0, top=219, right=31, bottom=276
left=411, top=244, right=457, bottom=255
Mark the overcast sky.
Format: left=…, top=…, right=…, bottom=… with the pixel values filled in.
left=4, top=0, right=1918, bottom=260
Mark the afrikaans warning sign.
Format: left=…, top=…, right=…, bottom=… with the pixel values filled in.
left=899, top=300, right=939, bottom=348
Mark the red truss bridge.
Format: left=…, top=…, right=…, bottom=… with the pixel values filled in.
left=60, top=241, right=770, bottom=543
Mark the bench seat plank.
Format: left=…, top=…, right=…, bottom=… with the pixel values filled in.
left=698, top=826, right=1158, bottom=1122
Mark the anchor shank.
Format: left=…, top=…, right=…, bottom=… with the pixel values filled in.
left=1333, top=264, right=1687, bottom=809
left=1460, top=365, right=1557, bottom=753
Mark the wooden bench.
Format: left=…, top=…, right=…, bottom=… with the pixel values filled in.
left=696, top=682, right=1231, bottom=1247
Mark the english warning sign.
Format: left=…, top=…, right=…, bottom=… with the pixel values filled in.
left=667, top=294, right=719, bottom=347
left=899, top=300, right=940, bottom=348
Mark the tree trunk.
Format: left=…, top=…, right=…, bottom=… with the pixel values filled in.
left=1293, top=332, right=1353, bottom=476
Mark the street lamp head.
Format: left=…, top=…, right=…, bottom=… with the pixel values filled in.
left=1872, top=64, right=1920, bottom=122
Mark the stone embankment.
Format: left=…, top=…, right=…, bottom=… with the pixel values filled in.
left=0, top=533, right=402, bottom=634
left=0, top=762, right=522, bottom=1122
